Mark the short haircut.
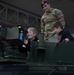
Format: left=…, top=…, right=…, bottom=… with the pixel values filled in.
left=28, top=27, right=38, bottom=36
left=52, top=21, right=63, bottom=29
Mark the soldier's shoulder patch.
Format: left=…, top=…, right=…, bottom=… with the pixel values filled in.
left=53, top=8, right=64, bottom=17
left=59, top=12, right=64, bottom=17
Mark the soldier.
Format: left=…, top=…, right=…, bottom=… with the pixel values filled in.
left=41, top=0, right=65, bottom=42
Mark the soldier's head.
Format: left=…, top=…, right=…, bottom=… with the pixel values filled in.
left=41, top=0, right=50, bottom=11
left=52, top=21, right=63, bottom=34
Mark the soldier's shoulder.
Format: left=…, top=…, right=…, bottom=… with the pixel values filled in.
left=41, top=13, right=46, bottom=18
left=52, top=8, right=61, bottom=12
left=42, top=12, right=46, bottom=16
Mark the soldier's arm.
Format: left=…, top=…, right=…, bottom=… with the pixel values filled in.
left=48, top=30, right=56, bottom=37
left=41, top=18, right=45, bottom=33
left=55, top=9, right=65, bottom=28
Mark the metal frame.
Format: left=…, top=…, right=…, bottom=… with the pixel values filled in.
left=0, top=1, right=40, bottom=31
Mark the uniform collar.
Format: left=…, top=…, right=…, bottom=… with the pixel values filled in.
left=45, top=8, right=53, bottom=14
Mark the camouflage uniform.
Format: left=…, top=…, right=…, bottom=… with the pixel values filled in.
left=41, top=8, right=65, bottom=40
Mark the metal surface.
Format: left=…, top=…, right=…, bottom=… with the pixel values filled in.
left=0, top=28, right=74, bottom=75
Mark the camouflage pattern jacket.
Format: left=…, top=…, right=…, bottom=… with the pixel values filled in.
left=41, top=8, right=65, bottom=40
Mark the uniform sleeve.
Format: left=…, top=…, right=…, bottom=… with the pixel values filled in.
left=55, top=9, right=65, bottom=28
left=41, top=17, right=45, bottom=33
left=49, top=30, right=56, bottom=37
